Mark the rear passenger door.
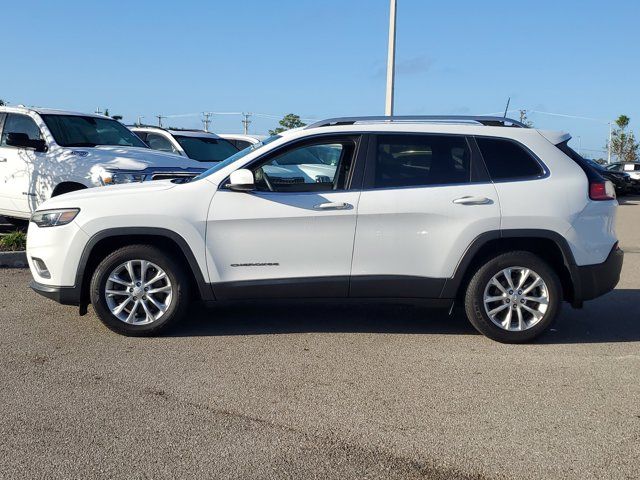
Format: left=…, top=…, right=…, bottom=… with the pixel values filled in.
left=0, top=113, right=45, bottom=215
left=474, top=136, right=548, bottom=231
left=351, top=133, right=501, bottom=297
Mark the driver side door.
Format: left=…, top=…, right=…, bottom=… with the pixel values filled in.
left=206, top=135, right=366, bottom=299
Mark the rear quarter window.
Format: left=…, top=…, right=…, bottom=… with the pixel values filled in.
left=476, top=137, right=543, bottom=181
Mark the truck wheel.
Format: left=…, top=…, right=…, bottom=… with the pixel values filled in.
left=464, top=251, right=561, bottom=343
left=89, top=245, right=190, bottom=336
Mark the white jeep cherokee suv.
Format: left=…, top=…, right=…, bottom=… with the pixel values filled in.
left=26, top=116, right=623, bottom=343
left=0, top=106, right=222, bottom=223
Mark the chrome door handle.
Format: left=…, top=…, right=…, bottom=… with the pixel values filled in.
left=453, top=196, right=492, bottom=205
left=313, top=202, right=352, bottom=210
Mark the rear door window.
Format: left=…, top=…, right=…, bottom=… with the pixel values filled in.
left=370, top=134, right=471, bottom=188
left=476, top=137, right=543, bottom=181
left=146, top=133, right=179, bottom=154
left=1, top=114, right=42, bottom=146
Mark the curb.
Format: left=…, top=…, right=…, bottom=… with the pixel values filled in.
left=0, top=251, right=28, bottom=268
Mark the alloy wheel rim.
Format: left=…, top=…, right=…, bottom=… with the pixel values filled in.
left=105, top=260, right=173, bottom=325
left=483, top=266, right=549, bottom=332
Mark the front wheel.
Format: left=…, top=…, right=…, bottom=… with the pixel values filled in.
left=89, top=245, right=190, bottom=336
left=464, top=251, right=561, bottom=343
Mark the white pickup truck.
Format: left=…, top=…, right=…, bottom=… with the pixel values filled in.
left=0, top=106, right=218, bottom=224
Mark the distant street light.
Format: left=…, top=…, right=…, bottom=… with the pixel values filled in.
left=385, top=0, right=397, bottom=116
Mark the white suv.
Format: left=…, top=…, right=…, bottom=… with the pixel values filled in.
left=26, top=116, right=623, bottom=343
left=218, top=134, right=267, bottom=150
left=130, top=126, right=239, bottom=162
left=0, top=106, right=222, bottom=223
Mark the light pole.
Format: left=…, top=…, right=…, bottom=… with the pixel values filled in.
left=385, top=0, right=397, bottom=116
left=607, top=122, right=612, bottom=164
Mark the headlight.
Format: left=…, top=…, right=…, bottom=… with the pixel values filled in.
left=30, top=208, right=80, bottom=227
left=100, top=170, right=145, bottom=185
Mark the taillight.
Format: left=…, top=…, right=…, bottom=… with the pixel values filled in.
left=589, top=180, right=616, bottom=201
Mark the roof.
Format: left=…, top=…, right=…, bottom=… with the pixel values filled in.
left=130, top=125, right=223, bottom=139
left=218, top=134, right=267, bottom=142
left=305, top=115, right=529, bottom=129
left=0, top=105, right=108, bottom=118
left=245, top=116, right=574, bottom=154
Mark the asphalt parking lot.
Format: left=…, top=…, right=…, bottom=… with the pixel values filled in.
left=1, top=200, right=639, bottom=480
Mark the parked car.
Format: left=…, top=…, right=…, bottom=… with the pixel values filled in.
left=606, top=162, right=640, bottom=192
left=131, top=126, right=239, bottom=162
left=218, top=134, right=266, bottom=150
left=0, top=106, right=226, bottom=223
left=27, top=115, right=623, bottom=343
left=581, top=159, right=632, bottom=195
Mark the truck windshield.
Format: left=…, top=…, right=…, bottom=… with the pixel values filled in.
left=42, top=115, right=148, bottom=148
left=174, top=135, right=239, bottom=162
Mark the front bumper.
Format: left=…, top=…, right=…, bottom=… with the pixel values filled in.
left=30, top=280, right=81, bottom=306
left=574, top=244, right=623, bottom=302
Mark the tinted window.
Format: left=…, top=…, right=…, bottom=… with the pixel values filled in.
left=195, top=135, right=282, bottom=181
left=1, top=114, right=42, bottom=146
left=232, top=139, right=252, bottom=150
left=134, top=131, right=147, bottom=142
left=373, top=134, right=471, bottom=188
left=41, top=115, right=147, bottom=148
left=252, top=139, right=357, bottom=192
left=174, top=136, right=238, bottom=162
left=476, top=137, right=543, bottom=180
left=146, top=133, right=178, bottom=153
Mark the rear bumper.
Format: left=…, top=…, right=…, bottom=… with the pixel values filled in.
left=30, top=280, right=81, bottom=306
left=573, top=244, right=623, bottom=303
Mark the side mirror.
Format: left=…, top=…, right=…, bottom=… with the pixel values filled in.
left=227, top=169, right=255, bottom=192
left=6, top=132, right=48, bottom=153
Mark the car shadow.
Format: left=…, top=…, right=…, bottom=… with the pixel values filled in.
left=617, top=195, right=640, bottom=206
left=170, top=289, right=640, bottom=344
left=174, top=300, right=476, bottom=337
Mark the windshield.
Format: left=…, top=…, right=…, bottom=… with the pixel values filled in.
left=174, top=135, right=238, bottom=162
left=194, top=135, right=282, bottom=181
left=42, top=115, right=147, bottom=148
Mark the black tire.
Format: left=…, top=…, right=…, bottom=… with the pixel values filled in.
left=89, top=244, right=190, bottom=336
left=464, top=251, right=561, bottom=343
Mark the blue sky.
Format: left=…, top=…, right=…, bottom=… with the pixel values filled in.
left=3, top=0, right=639, bottom=157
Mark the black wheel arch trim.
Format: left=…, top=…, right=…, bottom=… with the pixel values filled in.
left=441, top=229, right=582, bottom=302
left=75, top=227, right=214, bottom=303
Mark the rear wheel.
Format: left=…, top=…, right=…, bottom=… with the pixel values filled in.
left=464, top=251, right=561, bottom=343
left=89, top=245, right=190, bottom=336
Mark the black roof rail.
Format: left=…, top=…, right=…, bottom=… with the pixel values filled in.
left=305, top=115, right=528, bottom=129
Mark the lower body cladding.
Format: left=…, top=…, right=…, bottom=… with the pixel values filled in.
left=30, top=244, right=623, bottom=307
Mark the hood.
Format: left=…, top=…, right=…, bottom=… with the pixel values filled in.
left=60, top=145, right=218, bottom=170
left=38, top=180, right=177, bottom=209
